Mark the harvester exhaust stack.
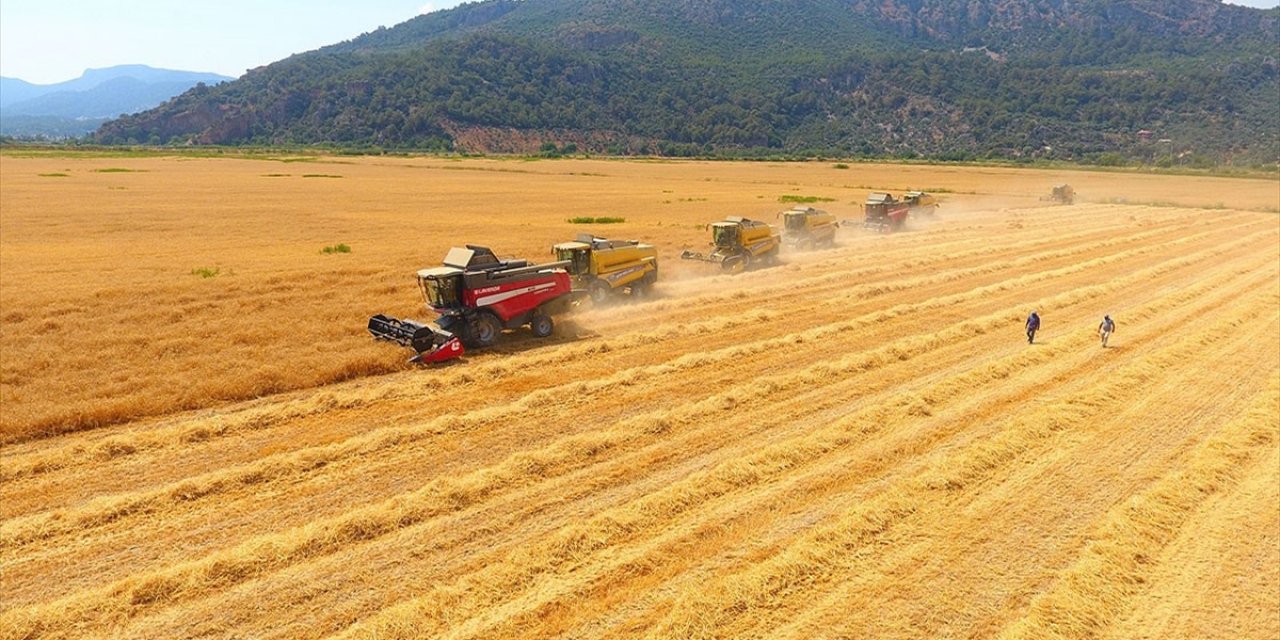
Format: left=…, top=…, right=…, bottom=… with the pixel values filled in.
left=367, top=314, right=464, bottom=363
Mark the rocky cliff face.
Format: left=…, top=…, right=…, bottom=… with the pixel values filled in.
left=850, top=0, right=1273, bottom=45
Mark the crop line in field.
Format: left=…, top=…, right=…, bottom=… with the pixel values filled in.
left=338, top=260, right=1278, bottom=640
left=609, top=204, right=1211, bottom=309
left=0, top=207, right=1238, bottom=480
left=0, top=212, right=1227, bottom=484
left=626, top=213, right=1231, bottom=318
left=385, top=258, right=1280, bottom=640
left=995, top=379, right=1280, bottom=640
left=654, top=204, right=1194, bottom=297
left=22, top=243, right=1280, bottom=634
left=7, top=234, right=1272, bottom=639
left=458, top=249, right=1280, bottom=634
left=35, top=240, right=1280, bottom=628
left=3, top=223, right=1271, bottom=558
left=6, top=219, right=1266, bottom=557
left=17, top=240, right=1228, bottom=609
left=761, top=307, right=1280, bottom=640
left=645, top=295, right=1278, bottom=640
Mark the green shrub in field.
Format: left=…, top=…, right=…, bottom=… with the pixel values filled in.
left=778, top=195, right=836, bottom=203
left=191, top=267, right=220, bottom=278
left=321, top=243, right=352, bottom=254
left=833, top=163, right=850, bottom=169
left=567, top=216, right=626, bottom=224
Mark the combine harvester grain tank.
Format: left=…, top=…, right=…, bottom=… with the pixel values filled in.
left=780, top=206, right=837, bottom=250
left=681, top=216, right=781, bottom=272
left=553, top=234, right=658, bottom=303
left=368, top=245, right=577, bottom=363
left=902, top=191, right=939, bottom=218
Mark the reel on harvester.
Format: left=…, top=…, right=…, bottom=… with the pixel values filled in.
left=367, top=314, right=464, bottom=364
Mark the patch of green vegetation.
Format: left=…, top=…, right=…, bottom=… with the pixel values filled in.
left=37, top=172, right=69, bottom=177
left=94, top=167, right=146, bottom=173
left=778, top=195, right=837, bottom=204
left=434, top=165, right=536, bottom=174
left=262, top=173, right=291, bottom=177
left=321, top=243, right=352, bottom=254
left=833, top=163, right=850, bottom=169
left=191, top=267, right=221, bottom=278
left=301, top=174, right=343, bottom=178
left=678, top=197, right=708, bottom=202
left=537, top=142, right=579, bottom=157
left=567, top=216, right=626, bottom=224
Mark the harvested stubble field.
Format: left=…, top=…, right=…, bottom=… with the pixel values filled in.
left=1, top=152, right=1278, bottom=639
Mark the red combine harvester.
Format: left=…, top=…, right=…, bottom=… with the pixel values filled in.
left=862, top=192, right=911, bottom=233
left=369, top=245, right=575, bottom=363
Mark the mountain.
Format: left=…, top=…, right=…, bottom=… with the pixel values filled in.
left=1, top=65, right=233, bottom=138
left=94, top=0, right=1279, bottom=165
left=0, top=77, right=47, bottom=108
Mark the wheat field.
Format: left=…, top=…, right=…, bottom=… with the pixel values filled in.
left=1, top=152, right=1277, bottom=639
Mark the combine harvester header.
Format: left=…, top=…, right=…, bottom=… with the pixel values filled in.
left=369, top=245, right=575, bottom=363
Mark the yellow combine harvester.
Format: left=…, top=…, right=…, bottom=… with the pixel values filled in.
left=554, top=234, right=658, bottom=302
left=780, top=206, right=837, bottom=250
left=1043, top=184, right=1075, bottom=205
left=903, top=191, right=939, bottom=217
left=681, top=216, right=781, bottom=272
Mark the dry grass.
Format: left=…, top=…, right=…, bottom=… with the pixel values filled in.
left=2, top=154, right=1276, bottom=442
left=1, top=151, right=1277, bottom=639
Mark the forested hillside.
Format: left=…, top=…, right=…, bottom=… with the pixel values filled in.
left=95, top=0, right=1279, bottom=165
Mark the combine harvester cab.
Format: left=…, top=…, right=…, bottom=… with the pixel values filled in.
left=902, top=191, right=939, bottom=218
left=554, top=234, right=658, bottom=303
left=680, top=216, right=781, bottom=272
left=369, top=245, right=574, bottom=363
left=861, top=192, right=911, bottom=233
left=780, top=206, right=837, bottom=250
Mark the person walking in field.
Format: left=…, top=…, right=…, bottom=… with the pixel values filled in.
left=1099, top=314, right=1115, bottom=348
left=1026, top=310, right=1040, bottom=344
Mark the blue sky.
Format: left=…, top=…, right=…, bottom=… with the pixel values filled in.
left=1, top=1, right=467, bottom=84
left=2, top=0, right=1276, bottom=84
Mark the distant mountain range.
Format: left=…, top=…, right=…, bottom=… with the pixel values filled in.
left=94, top=1, right=1280, bottom=164
left=1, top=65, right=233, bottom=139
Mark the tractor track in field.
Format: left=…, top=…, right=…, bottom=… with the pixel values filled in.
left=3, top=216, right=1268, bottom=561
left=0, top=203, right=1211, bottom=488
left=1, top=199, right=1276, bottom=640
left=0, top=207, right=1260, bottom=518
left=335, top=257, right=1279, bottom=640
